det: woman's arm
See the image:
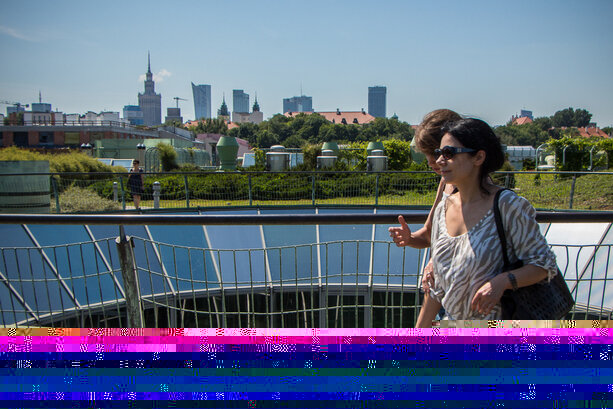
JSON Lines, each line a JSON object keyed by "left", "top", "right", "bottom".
{"left": 471, "top": 192, "right": 557, "bottom": 315}
{"left": 389, "top": 179, "right": 447, "bottom": 249}
{"left": 470, "top": 265, "right": 548, "bottom": 316}
{"left": 416, "top": 293, "right": 442, "bottom": 328}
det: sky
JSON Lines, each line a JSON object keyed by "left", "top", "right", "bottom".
{"left": 1, "top": 0, "right": 612, "bottom": 127}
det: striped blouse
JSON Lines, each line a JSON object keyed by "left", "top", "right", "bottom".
{"left": 429, "top": 189, "right": 558, "bottom": 320}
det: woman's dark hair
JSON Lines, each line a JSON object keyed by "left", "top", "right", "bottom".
{"left": 414, "top": 109, "right": 462, "bottom": 156}
{"left": 442, "top": 118, "right": 505, "bottom": 194}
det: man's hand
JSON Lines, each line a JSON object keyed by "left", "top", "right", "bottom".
{"left": 388, "top": 215, "right": 412, "bottom": 247}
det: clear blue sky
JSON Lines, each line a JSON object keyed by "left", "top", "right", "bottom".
{"left": 1, "top": 0, "right": 612, "bottom": 127}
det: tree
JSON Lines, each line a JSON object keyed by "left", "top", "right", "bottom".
{"left": 551, "top": 107, "right": 593, "bottom": 128}
{"left": 552, "top": 108, "right": 576, "bottom": 127}
{"left": 255, "top": 130, "right": 278, "bottom": 148}
{"left": 189, "top": 118, "right": 228, "bottom": 135}
{"left": 573, "top": 109, "right": 592, "bottom": 127}
{"left": 533, "top": 116, "right": 552, "bottom": 131}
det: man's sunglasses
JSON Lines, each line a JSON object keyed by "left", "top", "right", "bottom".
{"left": 434, "top": 146, "right": 477, "bottom": 160}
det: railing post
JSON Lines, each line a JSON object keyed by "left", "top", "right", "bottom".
{"left": 115, "top": 226, "right": 143, "bottom": 328}
{"left": 311, "top": 174, "right": 316, "bottom": 206}
{"left": 248, "top": 174, "right": 253, "bottom": 207}
{"left": 375, "top": 173, "right": 380, "bottom": 206}
{"left": 569, "top": 174, "right": 577, "bottom": 209}
{"left": 118, "top": 176, "right": 126, "bottom": 210}
{"left": 112, "top": 182, "right": 118, "bottom": 202}
{"left": 184, "top": 175, "right": 190, "bottom": 208}
{"left": 153, "top": 181, "right": 161, "bottom": 209}
{"left": 51, "top": 176, "right": 61, "bottom": 214}
{"left": 504, "top": 174, "right": 510, "bottom": 188}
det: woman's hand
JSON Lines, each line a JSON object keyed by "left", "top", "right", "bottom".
{"left": 421, "top": 260, "right": 434, "bottom": 294}
{"left": 470, "top": 274, "right": 510, "bottom": 316}
{"left": 388, "top": 215, "right": 412, "bottom": 247}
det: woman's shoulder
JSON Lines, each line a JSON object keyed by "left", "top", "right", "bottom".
{"left": 497, "top": 188, "right": 534, "bottom": 214}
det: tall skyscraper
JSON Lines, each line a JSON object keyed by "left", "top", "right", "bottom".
{"left": 232, "top": 90, "right": 249, "bottom": 114}
{"left": 138, "top": 52, "right": 162, "bottom": 126}
{"left": 283, "top": 95, "right": 313, "bottom": 113}
{"left": 192, "top": 83, "right": 212, "bottom": 120}
{"left": 368, "top": 86, "right": 386, "bottom": 118}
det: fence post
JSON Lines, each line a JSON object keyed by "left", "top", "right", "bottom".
{"left": 504, "top": 174, "right": 510, "bottom": 188}
{"left": 153, "top": 181, "right": 161, "bottom": 209}
{"left": 375, "top": 173, "right": 380, "bottom": 206}
{"left": 248, "top": 174, "right": 253, "bottom": 207}
{"left": 569, "top": 174, "right": 577, "bottom": 209}
{"left": 115, "top": 226, "right": 144, "bottom": 328}
{"left": 311, "top": 174, "right": 316, "bottom": 206}
{"left": 112, "top": 182, "right": 118, "bottom": 202}
{"left": 184, "top": 175, "right": 190, "bottom": 208}
{"left": 118, "top": 176, "right": 126, "bottom": 210}
{"left": 51, "top": 176, "right": 61, "bottom": 214}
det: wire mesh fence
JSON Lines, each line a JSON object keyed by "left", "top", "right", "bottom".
{"left": 2, "top": 170, "right": 611, "bottom": 213}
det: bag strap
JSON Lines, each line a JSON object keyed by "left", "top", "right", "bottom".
{"left": 493, "top": 188, "right": 511, "bottom": 270}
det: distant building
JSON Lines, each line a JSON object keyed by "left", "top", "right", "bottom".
{"left": 6, "top": 104, "right": 26, "bottom": 116}
{"left": 123, "top": 105, "right": 144, "bottom": 126}
{"left": 165, "top": 107, "right": 183, "bottom": 124}
{"left": 283, "top": 95, "right": 313, "bottom": 113}
{"left": 23, "top": 101, "right": 63, "bottom": 126}
{"left": 576, "top": 126, "right": 609, "bottom": 138}
{"left": 368, "top": 86, "right": 386, "bottom": 118}
{"left": 511, "top": 116, "right": 533, "bottom": 125}
{"left": 520, "top": 109, "right": 533, "bottom": 120}
{"left": 217, "top": 96, "right": 230, "bottom": 121}
{"left": 285, "top": 109, "right": 375, "bottom": 125}
{"left": 195, "top": 133, "right": 253, "bottom": 166}
{"left": 232, "top": 90, "right": 249, "bottom": 114}
{"left": 249, "top": 97, "right": 263, "bottom": 124}
{"left": 192, "top": 83, "right": 212, "bottom": 120}
{"left": 232, "top": 96, "right": 264, "bottom": 124}
{"left": 138, "top": 52, "right": 162, "bottom": 126}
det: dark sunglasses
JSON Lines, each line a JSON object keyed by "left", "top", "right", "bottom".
{"left": 434, "top": 146, "right": 477, "bottom": 160}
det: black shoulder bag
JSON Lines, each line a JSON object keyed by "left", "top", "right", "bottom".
{"left": 493, "top": 189, "right": 575, "bottom": 320}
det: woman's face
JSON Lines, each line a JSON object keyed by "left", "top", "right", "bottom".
{"left": 425, "top": 153, "right": 442, "bottom": 175}
{"left": 435, "top": 133, "right": 478, "bottom": 185}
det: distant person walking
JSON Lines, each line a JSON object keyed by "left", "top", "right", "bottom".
{"left": 128, "top": 160, "right": 144, "bottom": 210}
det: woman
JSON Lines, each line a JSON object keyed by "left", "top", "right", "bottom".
{"left": 388, "top": 109, "right": 462, "bottom": 292}
{"left": 416, "top": 118, "right": 557, "bottom": 326}
{"left": 128, "top": 159, "right": 144, "bottom": 210}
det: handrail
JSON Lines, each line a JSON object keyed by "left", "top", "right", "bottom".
{"left": 0, "top": 211, "right": 612, "bottom": 225}
{"left": 1, "top": 170, "right": 613, "bottom": 176}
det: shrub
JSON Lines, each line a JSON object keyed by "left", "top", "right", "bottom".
{"left": 54, "top": 186, "right": 122, "bottom": 213}
{"left": 382, "top": 139, "right": 412, "bottom": 170}
{"left": 157, "top": 142, "right": 179, "bottom": 171}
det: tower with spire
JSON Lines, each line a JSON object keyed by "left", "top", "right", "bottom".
{"left": 138, "top": 52, "right": 162, "bottom": 126}
{"left": 249, "top": 93, "right": 263, "bottom": 123}
{"left": 217, "top": 94, "right": 230, "bottom": 120}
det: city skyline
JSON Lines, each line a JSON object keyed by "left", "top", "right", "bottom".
{"left": 1, "top": 1, "right": 613, "bottom": 127}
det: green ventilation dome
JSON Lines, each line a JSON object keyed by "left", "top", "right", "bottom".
{"left": 216, "top": 135, "right": 239, "bottom": 170}
{"left": 322, "top": 141, "right": 339, "bottom": 155}
{"left": 366, "top": 141, "right": 385, "bottom": 156}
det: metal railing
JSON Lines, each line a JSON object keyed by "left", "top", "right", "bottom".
{"left": 1, "top": 170, "right": 612, "bottom": 213}
{"left": 0, "top": 212, "right": 611, "bottom": 328}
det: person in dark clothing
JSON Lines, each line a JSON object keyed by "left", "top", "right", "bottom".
{"left": 128, "top": 160, "right": 144, "bottom": 210}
